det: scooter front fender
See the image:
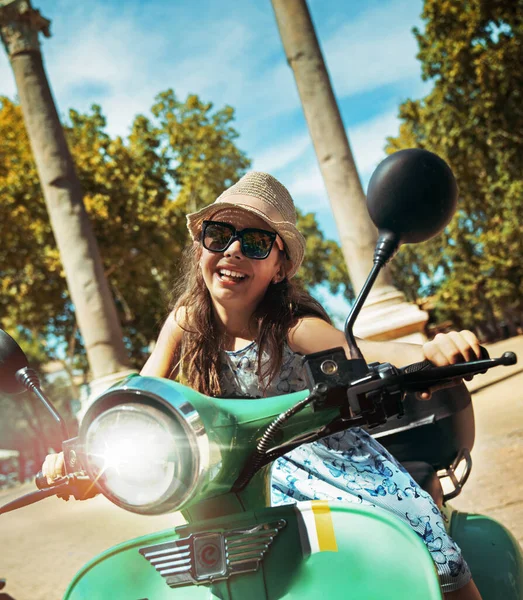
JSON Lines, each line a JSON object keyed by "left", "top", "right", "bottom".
{"left": 64, "top": 501, "right": 442, "bottom": 600}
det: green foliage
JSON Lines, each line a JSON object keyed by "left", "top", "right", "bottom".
{"left": 295, "top": 211, "right": 353, "bottom": 302}
{"left": 0, "top": 90, "right": 350, "bottom": 377}
{"left": 387, "top": 0, "right": 523, "bottom": 339}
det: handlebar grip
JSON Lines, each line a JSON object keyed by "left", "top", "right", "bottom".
{"left": 402, "top": 359, "right": 432, "bottom": 374}
{"left": 402, "top": 346, "right": 490, "bottom": 375}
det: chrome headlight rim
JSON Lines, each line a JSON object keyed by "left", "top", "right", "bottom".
{"left": 79, "top": 380, "right": 216, "bottom": 515}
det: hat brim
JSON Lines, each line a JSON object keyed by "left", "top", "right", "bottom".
{"left": 186, "top": 202, "right": 305, "bottom": 279}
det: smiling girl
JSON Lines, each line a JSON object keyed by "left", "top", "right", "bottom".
{"left": 45, "top": 171, "right": 482, "bottom": 598}
{"left": 140, "top": 171, "right": 483, "bottom": 599}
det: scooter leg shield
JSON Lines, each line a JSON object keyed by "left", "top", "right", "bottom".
{"left": 449, "top": 510, "right": 523, "bottom": 600}
{"left": 63, "top": 503, "right": 443, "bottom": 599}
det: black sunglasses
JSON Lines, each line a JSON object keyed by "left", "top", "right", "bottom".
{"left": 201, "top": 220, "right": 279, "bottom": 260}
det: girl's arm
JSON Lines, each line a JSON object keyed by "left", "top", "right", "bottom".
{"left": 287, "top": 317, "right": 481, "bottom": 367}
{"left": 140, "top": 309, "right": 185, "bottom": 378}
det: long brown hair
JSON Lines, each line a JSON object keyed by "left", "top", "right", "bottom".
{"left": 168, "top": 243, "right": 331, "bottom": 396}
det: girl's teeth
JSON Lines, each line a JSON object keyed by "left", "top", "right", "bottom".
{"left": 220, "top": 269, "right": 245, "bottom": 279}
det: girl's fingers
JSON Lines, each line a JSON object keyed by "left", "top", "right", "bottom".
{"left": 42, "top": 455, "right": 54, "bottom": 483}
{"left": 42, "top": 452, "right": 65, "bottom": 484}
{"left": 446, "top": 331, "right": 477, "bottom": 362}
{"left": 416, "top": 377, "right": 464, "bottom": 401}
{"left": 44, "top": 456, "right": 55, "bottom": 484}
{"left": 423, "top": 334, "right": 459, "bottom": 366}
{"left": 416, "top": 329, "right": 481, "bottom": 403}
{"left": 459, "top": 330, "right": 482, "bottom": 359}
{"left": 423, "top": 331, "right": 481, "bottom": 366}
{"left": 55, "top": 452, "right": 65, "bottom": 478}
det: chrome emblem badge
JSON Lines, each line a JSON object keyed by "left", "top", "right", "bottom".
{"left": 139, "top": 519, "right": 286, "bottom": 588}
{"left": 194, "top": 533, "right": 226, "bottom": 578}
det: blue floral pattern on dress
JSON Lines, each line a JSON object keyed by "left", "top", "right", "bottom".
{"left": 220, "top": 342, "right": 306, "bottom": 397}
{"left": 219, "top": 343, "right": 471, "bottom": 593}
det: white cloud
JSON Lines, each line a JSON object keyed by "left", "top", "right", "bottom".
{"left": 252, "top": 132, "right": 312, "bottom": 174}
{"left": 0, "top": 5, "right": 173, "bottom": 136}
{"left": 321, "top": 0, "right": 422, "bottom": 99}
{"left": 0, "top": 4, "right": 264, "bottom": 137}
{"left": 287, "top": 162, "right": 327, "bottom": 203}
{"left": 349, "top": 109, "right": 400, "bottom": 178}
{"left": 0, "top": 61, "right": 16, "bottom": 98}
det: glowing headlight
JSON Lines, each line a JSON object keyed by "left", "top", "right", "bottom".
{"left": 82, "top": 397, "right": 209, "bottom": 515}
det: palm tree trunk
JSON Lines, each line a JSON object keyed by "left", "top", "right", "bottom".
{"left": 271, "top": 0, "right": 429, "bottom": 342}
{"left": 0, "top": 0, "right": 131, "bottom": 379}
{"left": 271, "top": 0, "right": 393, "bottom": 293}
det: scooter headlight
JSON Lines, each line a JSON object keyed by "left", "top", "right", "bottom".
{"left": 80, "top": 380, "right": 215, "bottom": 515}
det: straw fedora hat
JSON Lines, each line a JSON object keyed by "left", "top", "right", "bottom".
{"left": 186, "top": 171, "right": 305, "bottom": 278}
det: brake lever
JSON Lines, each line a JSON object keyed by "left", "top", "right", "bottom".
{"left": 400, "top": 351, "right": 517, "bottom": 391}
{"left": 401, "top": 346, "right": 491, "bottom": 374}
{"left": 0, "top": 481, "right": 70, "bottom": 515}
{"left": 344, "top": 350, "right": 516, "bottom": 421}
{"left": 0, "top": 470, "right": 100, "bottom": 515}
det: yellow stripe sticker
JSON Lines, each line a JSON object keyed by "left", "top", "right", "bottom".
{"left": 311, "top": 500, "right": 338, "bottom": 553}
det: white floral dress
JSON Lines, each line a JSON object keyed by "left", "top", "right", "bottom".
{"left": 220, "top": 342, "right": 471, "bottom": 593}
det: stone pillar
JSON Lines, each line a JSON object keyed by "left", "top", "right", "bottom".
{"left": 271, "top": 0, "right": 428, "bottom": 342}
{"left": 353, "top": 289, "right": 428, "bottom": 343}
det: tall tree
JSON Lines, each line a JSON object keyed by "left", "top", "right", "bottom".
{"left": 271, "top": 0, "right": 429, "bottom": 343}
{"left": 0, "top": 0, "right": 131, "bottom": 380}
{"left": 387, "top": 0, "right": 523, "bottom": 339}
{"left": 270, "top": 0, "right": 387, "bottom": 292}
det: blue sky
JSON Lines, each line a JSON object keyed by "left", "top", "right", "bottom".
{"left": 0, "top": 0, "right": 431, "bottom": 321}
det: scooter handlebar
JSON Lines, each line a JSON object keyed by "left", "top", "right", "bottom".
{"left": 401, "top": 345, "right": 491, "bottom": 375}
{"left": 0, "top": 481, "right": 70, "bottom": 515}
{"left": 399, "top": 349, "right": 517, "bottom": 392}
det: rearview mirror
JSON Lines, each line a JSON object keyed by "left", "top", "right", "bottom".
{"left": 367, "top": 148, "right": 458, "bottom": 245}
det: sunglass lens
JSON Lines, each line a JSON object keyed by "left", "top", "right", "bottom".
{"left": 242, "top": 231, "right": 274, "bottom": 258}
{"left": 203, "top": 223, "right": 234, "bottom": 251}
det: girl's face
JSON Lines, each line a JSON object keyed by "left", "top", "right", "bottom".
{"left": 199, "top": 209, "right": 286, "bottom": 311}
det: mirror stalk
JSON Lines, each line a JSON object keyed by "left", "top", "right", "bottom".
{"left": 344, "top": 231, "right": 399, "bottom": 362}
{"left": 16, "top": 367, "right": 70, "bottom": 441}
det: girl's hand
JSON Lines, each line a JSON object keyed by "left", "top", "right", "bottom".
{"left": 417, "top": 330, "right": 482, "bottom": 400}
{"left": 42, "top": 451, "right": 65, "bottom": 484}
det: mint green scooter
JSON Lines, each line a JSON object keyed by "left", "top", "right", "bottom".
{"left": 1, "top": 150, "right": 521, "bottom": 599}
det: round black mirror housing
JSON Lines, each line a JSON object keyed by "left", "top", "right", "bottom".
{"left": 367, "top": 148, "right": 458, "bottom": 244}
{"left": 0, "top": 329, "right": 29, "bottom": 394}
